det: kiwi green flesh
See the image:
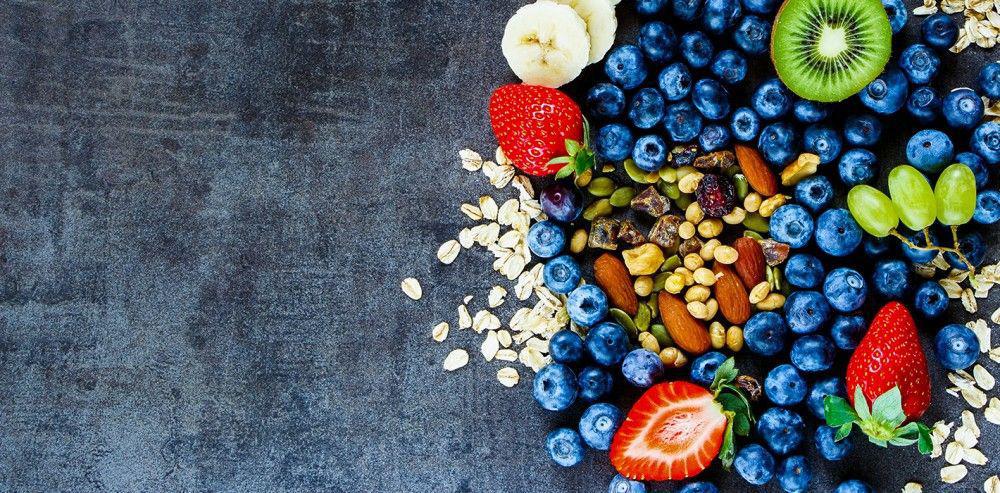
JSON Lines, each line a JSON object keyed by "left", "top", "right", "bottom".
{"left": 772, "top": 0, "right": 892, "bottom": 103}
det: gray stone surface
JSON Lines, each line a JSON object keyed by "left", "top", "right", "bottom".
{"left": 0, "top": 0, "right": 998, "bottom": 491}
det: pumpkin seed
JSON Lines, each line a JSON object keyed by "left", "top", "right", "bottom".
{"left": 659, "top": 166, "right": 678, "bottom": 183}
{"left": 733, "top": 174, "right": 749, "bottom": 199}
{"left": 742, "top": 213, "right": 770, "bottom": 233}
{"left": 609, "top": 186, "right": 637, "bottom": 207}
{"left": 582, "top": 198, "right": 613, "bottom": 221}
{"left": 772, "top": 266, "right": 784, "bottom": 292}
{"left": 649, "top": 323, "right": 673, "bottom": 348}
{"left": 675, "top": 193, "right": 693, "bottom": 210}
{"left": 635, "top": 303, "right": 652, "bottom": 331}
{"left": 743, "top": 231, "right": 764, "bottom": 241}
{"left": 662, "top": 182, "right": 681, "bottom": 200}
{"left": 609, "top": 308, "right": 638, "bottom": 339}
{"left": 661, "top": 255, "right": 682, "bottom": 272}
{"left": 624, "top": 159, "right": 650, "bottom": 183}
{"left": 647, "top": 298, "right": 658, "bottom": 318}
{"left": 653, "top": 271, "right": 671, "bottom": 292}
{"left": 588, "top": 177, "right": 616, "bottom": 197}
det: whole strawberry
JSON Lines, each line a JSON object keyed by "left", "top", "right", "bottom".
{"left": 489, "top": 84, "right": 593, "bottom": 177}
{"left": 823, "top": 302, "right": 933, "bottom": 454}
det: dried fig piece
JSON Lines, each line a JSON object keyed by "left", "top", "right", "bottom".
{"left": 759, "top": 238, "right": 791, "bottom": 266}
{"left": 693, "top": 150, "right": 736, "bottom": 170}
{"left": 588, "top": 217, "right": 620, "bottom": 251}
{"left": 631, "top": 186, "right": 669, "bottom": 217}
{"left": 617, "top": 220, "right": 648, "bottom": 246}
{"left": 648, "top": 214, "right": 683, "bottom": 250}
{"left": 679, "top": 237, "right": 703, "bottom": 258}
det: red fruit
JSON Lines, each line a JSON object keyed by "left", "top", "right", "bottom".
{"left": 610, "top": 381, "right": 727, "bottom": 481}
{"left": 847, "top": 301, "right": 931, "bottom": 420}
{"left": 488, "top": 84, "right": 586, "bottom": 177}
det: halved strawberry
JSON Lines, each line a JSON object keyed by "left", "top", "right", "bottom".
{"left": 610, "top": 359, "right": 753, "bottom": 481}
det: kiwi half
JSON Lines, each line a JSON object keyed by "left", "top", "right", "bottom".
{"left": 772, "top": 0, "right": 892, "bottom": 103}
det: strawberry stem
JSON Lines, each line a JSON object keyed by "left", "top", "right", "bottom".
{"left": 710, "top": 358, "right": 756, "bottom": 470}
{"left": 824, "top": 386, "right": 933, "bottom": 455}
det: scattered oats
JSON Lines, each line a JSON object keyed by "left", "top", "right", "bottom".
{"left": 497, "top": 198, "right": 519, "bottom": 226}
{"left": 472, "top": 310, "right": 501, "bottom": 333}
{"left": 495, "top": 146, "right": 510, "bottom": 166}
{"left": 947, "top": 386, "right": 961, "bottom": 398}
{"left": 991, "top": 347, "right": 1000, "bottom": 363}
{"left": 458, "top": 304, "right": 472, "bottom": 329}
{"left": 401, "top": 278, "right": 423, "bottom": 300}
{"left": 962, "top": 288, "right": 979, "bottom": 313}
{"left": 993, "top": 306, "right": 1000, "bottom": 325}
{"left": 463, "top": 295, "right": 473, "bottom": 304}
{"left": 946, "top": 441, "right": 966, "bottom": 464}
{"left": 519, "top": 346, "right": 548, "bottom": 372}
{"left": 989, "top": 9, "right": 1000, "bottom": 28}
{"left": 914, "top": 4, "right": 938, "bottom": 14}
{"left": 963, "top": 409, "right": 982, "bottom": 437}
{"left": 479, "top": 196, "right": 498, "bottom": 221}
{"left": 913, "top": 263, "right": 938, "bottom": 279}
{"left": 986, "top": 476, "right": 1000, "bottom": 493}
{"left": 509, "top": 210, "right": 531, "bottom": 233}
{"left": 963, "top": 386, "right": 989, "bottom": 408}
{"left": 969, "top": 319, "right": 992, "bottom": 352}
{"left": 970, "top": 0, "right": 993, "bottom": 15}
{"left": 953, "top": 30, "right": 973, "bottom": 52}
{"left": 511, "top": 175, "right": 534, "bottom": 200}
{"left": 950, "top": 370, "right": 978, "bottom": 390}
{"left": 941, "top": 278, "right": 964, "bottom": 298}
{"left": 526, "top": 337, "right": 549, "bottom": 354}
{"left": 520, "top": 198, "right": 543, "bottom": 218}
{"left": 495, "top": 349, "right": 518, "bottom": 362}
{"left": 432, "top": 322, "right": 449, "bottom": 342}
{"left": 491, "top": 164, "right": 515, "bottom": 188}
{"left": 974, "top": 364, "right": 995, "bottom": 390}
{"left": 934, "top": 420, "right": 954, "bottom": 440}
{"left": 964, "top": 447, "right": 989, "bottom": 465}
{"left": 976, "top": 33, "right": 997, "bottom": 48}
{"left": 460, "top": 203, "right": 483, "bottom": 220}
{"left": 941, "top": 464, "right": 968, "bottom": 484}
{"left": 503, "top": 254, "right": 526, "bottom": 281}
{"left": 497, "top": 367, "right": 520, "bottom": 387}
{"left": 458, "top": 228, "right": 474, "bottom": 249}
{"left": 437, "top": 240, "right": 461, "bottom": 264}
{"left": 488, "top": 286, "right": 507, "bottom": 308}
{"left": 459, "top": 149, "right": 483, "bottom": 171}
{"left": 986, "top": 398, "right": 1000, "bottom": 424}
{"left": 498, "top": 230, "right": 522, "bottom": 249}
{"left": 956, "top": 425, "right": 980, "bottom": 448}
{"left": 950, "top": 269, "right": 972, "bottom": 283}
{"left": 934, "top": 253, "right": 952, "bottom": 270}
{"left": 480, "top": 330, "right": 500, "bottom": 361}
{"left": 477, "top": 222, "right": 501, "bottom": 245}
{"left": 443, "top": 349, "right": 469, "bottom": 371}
{"left": 902, "top": 482, "right": 923, "bottom": 493}
{"left": 514, "top": 270, "right": 535, "bottom": 300}
{"left": 497, "top": 329, "right": 512, "bottom": 348}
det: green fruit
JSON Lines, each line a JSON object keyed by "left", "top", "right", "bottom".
{"left": 887, "top": 165, "right": 937, "bottom": 230}
{"left": 848, "top": 185, "right": 899, "bottom": 237}
{"left": 771, "top": 0, "right": 893, "bottom": 102}
{"left": 934, "top": 163, "right": 977, "bottom": 226}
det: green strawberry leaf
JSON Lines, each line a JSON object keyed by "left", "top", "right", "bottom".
{"left": 582, "top": 117, "right": 591, "bottom": 148}
{"left": 733, "top": 413, "right": 751, "bottom": 437}
{"left": 868, "top": 436, "right": 888, "bottom": 447}
{"left": 827, "top": 387, "right": 934, "bottom": 456}
{"left": 718, "top": 411, "right": 736, "bottom": 470}
{"left": 917, "top": 424, "right": 934, "bottom": 455}
{"left": 574, "top": 151, "right": 595, "bottom": 175}
{"left": 835, "top": 423, "right": 853, "bottom": 441}
{"left": 565, "top": 139, "right": 581, "bottom": 157}
{"left": 554, "top": 163, "right": 575, "bottom": 180}
{"left": 871, "top": 386, "right": 906, "bottom": 428}
{"left": 824, "top": 396, "right": 858, "bottom": 427}
{"left": 548, "top": 156, "right": 572, "bottom": 165}
{"left": 710, "top": 358, "right": 738, "bottom": 391}
{"left": 853, "top": 386, "right": 871, "bottom": 420}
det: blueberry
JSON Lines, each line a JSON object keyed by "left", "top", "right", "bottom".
{"left": 527, "top": 221, "right": 566, "bottom": 258}
{"left": 550, "top": 330, "right": 584, "bottom": 364}
{"left": 579, "top": 402, "right": 623, "bottom": 450}
{"left": 692, "top": 79, "right": 730, "bottom": 120}
{"left": 899, "top": 43, "right": 940, "bottom": 84}
{"left": 971, "top": 121, "right": 1000, "bottom": 164}
{"left": 807, "top": 377, "right": 846, "bottom": 419}
{"left": 533, "top": 363, "right": 579, "bottom": 411}
{"left": 629, "top": 88, "right": 666, "bottom": 129}
{"left": 831, "top": 314, "right": 867, "bottom": 350}
{"left": 578, "top": 366, "right": 614, "bottom": 402}
{"left": 677, "top": 482, "right": 718, "bottom": 493}
{"left": 741, "top": 0, "right": 779, "bottom": 14}
{"left": 784, "top": 291, "right": 831, "bottom": 334}
{"left": 540, "top": 183, "right": 583, "bottom": 222}
{"left": 957, "top": 151, "right": 990, "bottom": 188}
{"left": 733, "top": 15, "right": 771, "bottom": 56}
{"left": 587, "top": 83, "right": 627, "bottom": 120}
{"left": 834, "top": 480, "right": 872, "bottom": 493}
{"left": 546, "top": 428, "right": 585, "bottom": 467}
{"left": 816, "top": 209, "right": 862, "bottom": 257}
{"left": 758, "top": 407, "right": 805, "bottom": 455}
{"left": 922, "top": 13, "right": 959, "bottom": 49}
{"left": 793, "top": 100, "right": 829, "bottom": 123}
{"left": 769, "top": 204, "right": 815, "bottom": 249}
{"left": 639, "top": 21, "right": 677, "bottom": 64}
{"left": 734, "top": 444, "right": 776, "bottom": 485}
{"left": 824, "top": 268, "right": 867, "bottom": 312}
{"left": 882, "top": 0, "right": 907, "bottom": 34}
{"left": 901, "top": 229, "right": 938, "bottom": 263}
{"left": 658, "top": 62, "right": 694, "bottom": 101}
{"left": 632, "top": 134, "right": 669, "bottom": 171}
{"left": 636, "top": 0, "right": 669, "bottom": 15}
{"left": 690, "top": 351, "right": 727, "bottom": 386}
{"left": 752, "top": 78, "right": 792, "bottom": 120}
{"left": 910, "top": 283, "right": 947, "bottom": 324}
{"left": 664, "top": 102, "right": 704, "bottom": 143}
{"left": 680, "top": 31, "right": 714, "bottom": 69}
{"left": 568, "top": 285, "right": 609, "bottom": 327}
{"left": 776, "top": 455, "right": 812, "bottom": 493}
{"left": 870, "top": 259, "right": 911, "bottom": 300}
{"left": 864, "top": 237, "right": 892, "bottom": 257}
{"left": 935, "top": 324, "right": 980, "bottom": 370}
{"left": 944, "top": 231, "right": 986, "bottom": 268}
{"left": 608, "top": 474, "right": 647, "bottom": 493}
{"left": 672, "top": 0, "right": 703, "bottom": 22}
{"left": 803, "top": 125, "right": 843, "bottom": 164}
{"left": 703, "top": 0, "right": 741, "bottom": 35}
{"left": 585, "top": 322, "right": 629, "bottom": 366}
{"left": 815, "top": 425, "right": 853, "bottom": 461}
{"left": 859, "top": 69, "right": 908, "bottom": 115}
{"left": 596, "top": 124, "right": 635, "bottom": 162}
{"left": 758, "top": 122, "right": 799, "bottom": 166}
{"left": 791, "top": 335, "right": 835, "bottom": 372}
{"left": 907, "top": 86, "right": 941, "bottom": 124}
{"left": 785, "top": 253, "right": 825, "bottom": 289}
{"left": 711, "top": 49, "right": 747, "bottom": 85}
{"left": 978, "top": 61, "right": 1000, "bottom": 99}
{"left": 975, "top": 190, "right": 1000, "bottom": 224}
{"left": 765, "top": 364, "right": 807, "bottom": 406}
{"left": 838, "top": 148, "right": 878, "bottom": 186}
{"left": 605, "top": 44, "right": 649, "bottom": 91}
{"left": 843, "top": 114, "right": 882, "bottom": 147}
{"left": 730, "top": 106, "right": 761, "bottom": 142}
{"left": 622, "top": 349, "right": 664, "bottom": 388}
{"left": 699, "top": 124, "right": 731, "bottom": 152}
{"left": 744, "top": 312, "right": 788, "bottom": 356}
{"left": 794, "top": 176, "right": 834, "bottom": 213}
{"left": 942, "top": 88, "right": 984, "bottom": 129}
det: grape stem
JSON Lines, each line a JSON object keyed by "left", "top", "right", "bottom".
{"left": 889, "top": 229, "right": 978, "bottom": 289}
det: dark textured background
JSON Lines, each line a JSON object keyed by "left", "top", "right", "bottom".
{"left": 0, "top": 0, "right": 998, "bottom": 491}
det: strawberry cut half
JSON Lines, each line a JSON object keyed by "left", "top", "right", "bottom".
{"left": 610, "top": 359, "right": 754, "bottom": 481}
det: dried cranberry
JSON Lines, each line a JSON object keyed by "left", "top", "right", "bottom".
{"left": 695, "top": 174, "right": 735, "bottom": 217}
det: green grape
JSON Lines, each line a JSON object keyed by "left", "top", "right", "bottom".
{"left": 847, "top": 185, "right": 899, "bottom": 237}
{"left": 887, "top": 165, "right": 937, "bottom": 230}
{"left": 934, "top": 163, "right": 977, "bottom": 226}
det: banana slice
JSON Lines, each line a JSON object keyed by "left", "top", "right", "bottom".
{"left": 556, "top": 0, "right": 618, "bottom": 64}
{"left": 501, "top": 0, "right": 591, "bottom": 88}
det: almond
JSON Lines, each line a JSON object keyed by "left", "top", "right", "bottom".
{"left": 734, "top": 144, "right": 778, "bottom": 197}
{"left": 732, "top": 237, "right": 766, "bottom": 287}
{"left": 595, "top": 253, "right": 639, "bottom": 316}
{"left": 712, "top": 262, "right": 751, "bottom": 325}
{"left": 657, "top": 291, "right": 711, "bottom": 355}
